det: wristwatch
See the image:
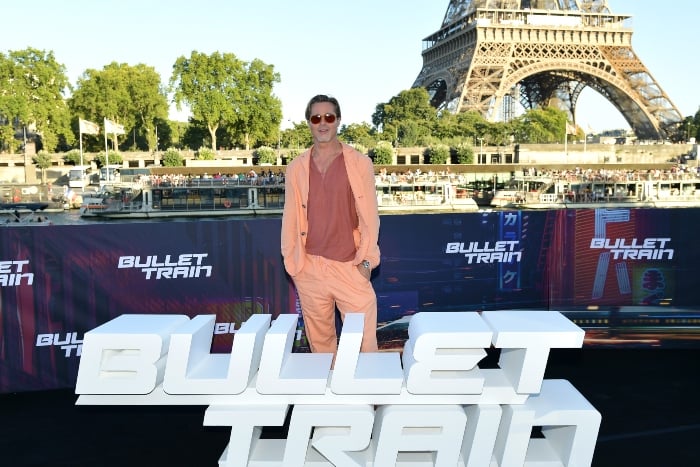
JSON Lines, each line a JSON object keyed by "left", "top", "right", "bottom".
{"left": 361, "top": 260, "right": 371, "bottom": 270}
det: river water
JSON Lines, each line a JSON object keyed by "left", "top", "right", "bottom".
{"left": 45, "top": 209, "right": 280, "bottom": 225}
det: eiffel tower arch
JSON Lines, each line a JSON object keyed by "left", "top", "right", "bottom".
{"left": 412, "top": 1, "right": 683, "bottom": 141}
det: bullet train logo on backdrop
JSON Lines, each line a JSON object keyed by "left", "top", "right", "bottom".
{"left": 36, "top": 331, "right": 83, "bottom": 357}
{"left": 117, "top": 253, "right": 213, "bottom": 279}
{"left": 589, "top": 238, "right": 673, "bottom": 260}
{"left": 35, "top": 322, "right": 236, "bottom": 359}
{"left": 445, "top": 241, "right": 522, "bottom": 264}
{"left": 0, "top": 259, "right": 33, "bottom": 287}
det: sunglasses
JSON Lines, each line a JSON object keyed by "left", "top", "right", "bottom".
{"left": 309, "top": 113, "right": 337, "bottom": 124}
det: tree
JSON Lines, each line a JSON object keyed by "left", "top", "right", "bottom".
{"left": 0, "top": 52, "right": 23, "bottom": 152}
{"left": 33, "top": 151, "right": 53, "bottom": 183}
{"left": 229, "top": 58, "right": 282, "bottom": 150}
{"left": 127, "top": 64, "right": 169, "bottom": 151}
{"left": 339, "top": 122, "right": 377, "bottom": 148}
{"left": 281, "top": 121, "right": 312, "bottom": 150}
{"left": 0, "top": 48, "right": 73, "bottom": 152}
{"left": 514, "top": 107, "right": 567, "bottom": 144}
{"left": 170, "top": 51, "right": 281, "bottom": 151}
{"left": 372, "top": 88, "right": 436, "bottom": 144}
{"left": 69, "top": 62, "right": 168, "bottom": 152}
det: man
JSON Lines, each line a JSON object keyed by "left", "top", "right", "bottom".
{"left": 281, "top": 94, "right": 380, "bottom": 356}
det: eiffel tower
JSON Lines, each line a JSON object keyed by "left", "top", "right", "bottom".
{"left": 412, "top": 0, "right": 683, "bottom": 140}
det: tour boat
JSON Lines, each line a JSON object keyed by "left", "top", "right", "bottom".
{"left": 491, "top": 173, "right": 700, "bottom": 209}
{"left": 79, "top": 175, "right": 478, "bottom": 219}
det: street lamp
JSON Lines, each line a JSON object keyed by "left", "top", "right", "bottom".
{"left": 478, "top": 137, "right": 484, "bottom": 163}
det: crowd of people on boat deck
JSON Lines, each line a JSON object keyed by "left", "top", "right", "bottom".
{"left": 522, "top": 163, "right": 700, "bottom": 183}
{"left": 376, "top": 167, "right": 463, "bottom": 184}
{"left": 139, "top": 169, "right": 287, "bottom": 188}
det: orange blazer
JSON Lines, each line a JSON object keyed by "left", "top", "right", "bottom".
{"left": 281, "top": 143, "right": 381, "bottom": 277}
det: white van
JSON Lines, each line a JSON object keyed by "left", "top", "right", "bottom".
{"left": 68, "top": 165, "right": 92, "bottom": 189}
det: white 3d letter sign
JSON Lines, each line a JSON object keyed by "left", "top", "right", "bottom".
{"left": 76, "top": 310, "right": 601, "bottom": 466}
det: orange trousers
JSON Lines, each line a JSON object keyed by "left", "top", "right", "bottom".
{"left": 292, "top": 254, "right": 378, "bottom": 355}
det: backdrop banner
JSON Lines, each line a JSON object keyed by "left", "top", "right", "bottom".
{"left": 2, "top": 208, "right": 697, "bottom": 393}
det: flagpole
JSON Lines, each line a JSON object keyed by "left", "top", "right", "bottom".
{"left": 104, "top": 118, "right": 109, "bottom": 181}
{"left": 79, "top": 126, "right": 84, "bottom": 166}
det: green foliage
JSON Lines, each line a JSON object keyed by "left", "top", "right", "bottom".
{"left": 33, "top": 150, "right": 53, "bottom": 183}
{"left": 169, "top": 51, "right": 281, "bottom": 151}
{"left": 339, "top": 122, "right": 377, "bottom": 148}
{"left": 281, "top": 122, "right": 312, "bottom": 150}
{"left": 455, "top": 143, "right": 474, "bottom": 164}
{"left": 197, "top": 147, "right": 216, "bottom": 160}
{"left": 162, "top": 147, "right": 184, "bottom": 167}
{"left": 514, "top": 107, "right": 567, "bottom": 144}
{"left": 254, "top": 146, "right": 277, "bottom": 165}
{"left": 369, "top": 141, "right": 394, "bottom": 165}
{"left": 0, "top": 48, "right": 74, "bottom": 152}
{"left": 397, "top": 120, "right": 430, "bottom": 147}
{"left": 94, "top": 151, "right": 123, "bottom": 167}
{"left": 64, "top": 149, "right": 82, "bottom": 165}
{"left": 33, "top": 151, "right": 53, "bottom": 169}
{"left": 0, "top": 124, "right": 18, "bottom": 153}
{"left": 372, "top": 88, "right": 436, "bottom": 146}
{"left": 425, "top": 144, "right": 450, "bottom": 164}
{"left": 69, "top": 62, "right": 168, "bottom": 152}
{"left": 285, "top": 148, "right": 300, "bottom": 163}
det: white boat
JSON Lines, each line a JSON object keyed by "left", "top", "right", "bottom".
{"left": 375, "top": 174, "right": 478, "bottom": 213}
{"left": 79, "top": 178, "right": 285, "bottom": 219}
{"left": 79, "top": 173, "right": 478, "bottom": 219}
{"left": 491, "top": 174, "right": 700, "bottom": 209}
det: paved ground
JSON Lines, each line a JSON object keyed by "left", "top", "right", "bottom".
{"left": 1, "top": 348, "right": 698, "bottom": 466}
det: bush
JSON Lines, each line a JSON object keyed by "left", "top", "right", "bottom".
{"left": 352, "top": 143, "right": 368, "bottom": 156}
{"left": 455, "top": 143, "right": 474, "bottom": 164}
{"left": 94, "top": 151, "right": 123, "bottom": 167}
{"left": 369, "top": 141, "right": 394, "bottom": 165}
{"left": 197, "top": 147, "right": 216, "bottom": 160}
{"left": 285, "top": 148, "right": 300, "bottom": 163}
{"left": 64, "top": 149, "right": 83, "bottom": 165}
{"left": 424, "top": 144, "right": 450, "bottom": 164}
{"left": 254, "top": 146, "right": 277, "bottom": 165}
{"left": 162, "top": 147, "right": 184, "bottom": 167}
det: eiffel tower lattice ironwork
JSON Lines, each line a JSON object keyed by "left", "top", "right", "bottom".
{"left": 412, "top": 0, "right": 683, "bottom": 140}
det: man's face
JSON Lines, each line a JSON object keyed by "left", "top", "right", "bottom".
{"left": 308, "top": 101, "right": 340, "bottom": 144}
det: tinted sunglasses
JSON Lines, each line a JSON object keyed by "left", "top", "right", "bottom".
{"left": 309, "top": 113, "right": 337, "bottom": 124}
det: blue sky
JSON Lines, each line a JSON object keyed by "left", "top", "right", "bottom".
{"left": 3, "top": 0, "right": 696, "bottom": 133}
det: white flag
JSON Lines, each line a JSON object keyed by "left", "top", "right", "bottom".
{"left": 79, "top": 118, "right": 100, "bottom": 135}
{"left": 104, "top": 118, "right": 125, "bottom": 135}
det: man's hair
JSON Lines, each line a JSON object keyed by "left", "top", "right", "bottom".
{"left": 305, "top": 94, "right": 341, "bottom": 120}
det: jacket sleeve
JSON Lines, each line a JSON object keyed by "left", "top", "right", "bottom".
{"left": 354, "top": 151, "right": 381, "bottom": 268}
{"left": 281, "top": 158, "right": 303, "bottom": 276}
